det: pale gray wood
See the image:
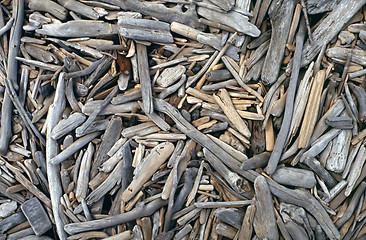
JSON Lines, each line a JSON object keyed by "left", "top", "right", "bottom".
{"left": 28, "top": 0, "right": 67, "bottom": 20}
{"left": 57, "top": 0, "right": 99, "bottom": 19}
{"left": 118, "top": 17, "right": 173, "bottom": 43}
{"left": 272, "top": 167, "right": 316, "bottom": 189}
{"left": 36, "top": 20, "right": 118, "bottom": 37}
{"left": 24, "top": 44, "right": 57, "bottom": 63}
{"left": 91, "top": 116, "right": 122, "bottom": 178}
{"left": 156, "top": 65, "right": 186, "bottom": 88}
{"left": 46, "top": 73, "right": 68, "bottom": 240}
{"left": 208, "top": 0, "right": 235, "bottom": 11}
{"left": 261, "top": 0, "right": 294, "bottom": 85}
{"left": 98, "top": 0, "right": 204, "bottom": 30}
{"left": 136, "top": 43, "right": 153, "bottom": 114}
{"left": 51, "top": 112, "right": 86, "bottom": 140}
{"left": 21, "top": 198, "right": 52, "bottom": 236}
{"left": 253, "top": 175, "right": 279, "bottom": 240}
{"left": 6, "top": 228, "right": 34, "bottom": 240}
{"left": 75, "top": 143, "right": 94, "bottom": 201}
{"left": 49, "top": 132, "right": 101, "bottom": 165}
{"left": 301, "top": 0, "right": 366, "bottom": 66}
{"left": 215, "top": 208, "right": 244, "bottom": 229}
{"left": 0, "top": 0, "right": 24, "bottom": 155}
{"left": 326, "top": 130, "right": 352, "bottom": 172}
{"left": 112, "top": 89, "right": 141, "bottom": 105}
{"left": 82, "top": 101, "right": 140, "bottom": 115}
{"left": 306, "top": 0, "right": 340, "bottom": 14}
{"left": 197, "top": 7, "right": 260, "bottom": 37}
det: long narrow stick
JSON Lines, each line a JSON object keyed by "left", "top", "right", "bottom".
{"left": 0, "top": 0, "right": 24, "bottom": 155}
{"left": 266, "top": 18, "right": 306, "bottom": 175}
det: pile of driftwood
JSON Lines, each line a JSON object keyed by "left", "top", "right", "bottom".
{"left": 0, "top": 0, "right": 366, "bottom": 239}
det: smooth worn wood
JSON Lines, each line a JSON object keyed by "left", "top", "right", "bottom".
{"left": 261, "top": 0, "right": 294, "bottom": 85}
{"left": 301, "top": 0, "right": 366, "bottom": 66}
{"left": 119, "top": 17, "right": 173, "bottom": 43}
{"left": 20, "top": 198, "right": 52, "bottom": 236}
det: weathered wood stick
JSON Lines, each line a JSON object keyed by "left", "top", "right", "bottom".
{"left": 82, "top": 101, "right": 140, "bottom": 115}
{"left": 136, "top": 43, "right": 153, "bottom": 114}
{"left": 45, "top": 73, "right": 67, "bottom": 240}
{"left": 122, "top": 142, "right": 174, "bottom": 202}
{"left": 51, "top": 112, "right": 86, "bottom": 140}
{"left": 0, "top": 212, "right": 26, "bottom": 234}
{"left": 57, "top": 0, "right": 99, "bottom": 19}
{"left": 49, "top": 132, "right": 101, "bottom": 165}
{"left": 266, "top": 18, "right": 305, "bottom": 174}
{"left": 15, "top": 57, "right": 60, "bottom": 71}
{"left": 213, "top": 89, "right": 251, "bottom": 138}
{"left": 194, "top": 200, "right": 252, "bottom": 209}
{"left": 98, "top": 0, "right": 203, "bottom": 30}
{"left": 20, "top": 198, "right": 52, "bottom": 236}
{"left": 118, "top": 17, "right": 173, "bottom": 43}
{"left": 346, "top": 145, "right": 366, "bottom": 196}
{"left": 75, "top": 143, "right": 94, "bottom": 202}
{"left": 162, "top": 140, "right": 196, "bottom": 200}
{"left": 298, "top": 69, "right": 326, "bottom": 148}
{"left": 28, "top": 0, "right": 67, "bottom": 20}
{"left": 222, "top": 56, "right": 264, "bottom": 102}
{"left": 349, "top": 83, "right": 366, "bottom": 122}
{"left": 303, "top": 157, "right": 337, "bottom": 188}
{"left": 261, "top": 0, "right": 294, "bottom": 85}
{"left": 64, "top": 198, "right": 167, "bottom": 235}
{"left": 0, "top": 0, "right": 24, "bottom": 155}
{"left": 215, "top": 208, "right": 244, "bottom": 229}
{"left": 3, "top": 65, "right": 46, "bottom": 146}
{"left": 196, "top": 7, "right": 260, "bottom": 37}
{"left": 272, "top": 167, "right": 316, "bottom": 189}
{"left": 242, "top": 171, "right": 340, "bottom": 240}
{"left": 203, "top": 148, "right": 252, "bottom": 198}
{"left": 253, "top": 175, "right": 279, "bottom": 240}
{"left": 36, "top": 20, "right": 118, "bottom": 37}
{"left": 336, "top": 182, "right": 366, "bottom": 228}
{"left": 76, "top": 86, "right": 118, "bottom": 136}
{"left": 301, "top": 0, "right": 366, "bottom": 66}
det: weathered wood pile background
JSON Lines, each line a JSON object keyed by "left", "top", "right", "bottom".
{"left": 0, "top": 0, "right": 366, "bottom": 239}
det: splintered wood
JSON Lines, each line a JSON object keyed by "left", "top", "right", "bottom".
{"left": 1, "top": 0, "right": 366, "bottom": 239}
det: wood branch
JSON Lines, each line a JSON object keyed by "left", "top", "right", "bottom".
{"left": 0, "top": 0, "right": 24, "bottom": 155}
{"left": 261, "top": 0, "right": 294, "bottom": 85}
{"left": 301, "top": 0, "right": 366, "bottom": 66}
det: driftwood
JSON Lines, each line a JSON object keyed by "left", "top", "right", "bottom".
{"left": 1, "top": 0, "right": 366, "bottom": 239}
{"left": 261, "top": 0, "right": 294, "bottom": 85}
{"left": 0, "top": 0, "right": 24, "bottom": 155}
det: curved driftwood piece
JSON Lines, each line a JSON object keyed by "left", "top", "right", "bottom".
{"left": 64, "top": 198, "right": 168, "bottom": 235}
{"left": 301, "top": 0, "right": 366, "bottom": 66}
{"left": 266, "top": 19, "right": 305, "bottom": 174}
{"left": 46, "top": 73, "right": 68, "bottom": 240}
{"left": 0, "top": 0, "right": 24, "bottom": 155}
